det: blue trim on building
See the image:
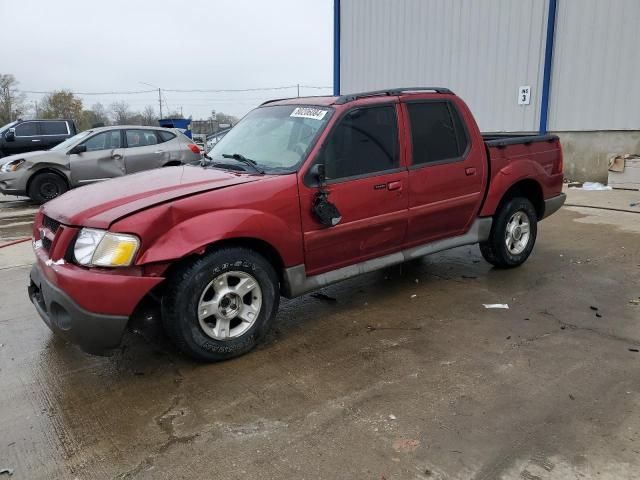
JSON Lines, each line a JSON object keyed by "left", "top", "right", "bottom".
{"left": 333, "top": 0, "right": 341, "bottom": 96}
{"left": 539, "top": 0, "right": 558, "bottom": 134}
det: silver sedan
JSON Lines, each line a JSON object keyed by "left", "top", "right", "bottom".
{"left": 0, "top": 125, "right": 202, "bottom": 203}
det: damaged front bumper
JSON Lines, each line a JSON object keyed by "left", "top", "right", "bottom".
{"left": 29, "top": 263, "right": 130, "bottom": 355}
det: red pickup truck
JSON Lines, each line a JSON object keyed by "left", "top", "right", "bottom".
{"left": 28, "top": 88, "right": 565, "bottom": 361}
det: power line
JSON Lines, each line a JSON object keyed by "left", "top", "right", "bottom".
{"left": 17, "top": 85, "right": 332, "bottom": 96}
{"left": 20, "top": 89, "right": 157, "bottom": 95}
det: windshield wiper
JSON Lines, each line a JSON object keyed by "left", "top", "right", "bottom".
{"left": 222, "top": 153, "right": 265, "bottom": 174}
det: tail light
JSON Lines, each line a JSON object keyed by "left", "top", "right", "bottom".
{"left": 187, "top": 143, "right": 200, "bottom": 154}
{"left": 555, "top": 147, "right": 563, "bottom": 174}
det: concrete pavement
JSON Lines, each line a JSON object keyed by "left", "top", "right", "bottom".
{"left": 0, "top": 192, "right": 639, "bottom": 479}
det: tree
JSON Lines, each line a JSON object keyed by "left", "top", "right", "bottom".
{"left": 214, "top": 112, "right": 239, "bottom": 126}
{"left": 90, "top": 103, "right": 110, "bottom": 125}
{"left": 40, "top": 90, "right": 83, "bottom": 120}
{"left": 110, "top": 101, "right": 131, "bottom": 125}
{"left": 140, "top": 105, "right": 157, "bottom": 126}
{"left": 0, "top": 74, "right": 27, "bottom": 124}
{"left": 77, "top": 102, "right": 110, "bottom": 130}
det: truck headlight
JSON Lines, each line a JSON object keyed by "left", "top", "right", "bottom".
{"left": 0, "top": 159, "right": 25, "bottom": 172}
{"left": 74, "top": 228, "right": 140, "bottom": 267}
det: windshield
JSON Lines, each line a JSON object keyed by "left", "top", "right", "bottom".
{"left": 50, "top": 130, "right": 93, "bottom": 152}
{"left": 0, "top": 121, "right": 17, "bottom": 134}
{"left": 207, "top": 105, "right": 333, "bottom": 173}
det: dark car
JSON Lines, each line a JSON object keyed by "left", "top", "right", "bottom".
{"left": 0, "top": 119, "right": 77, "bottom": 158}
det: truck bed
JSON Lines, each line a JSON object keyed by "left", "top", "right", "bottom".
{"left": 482, "top": 133, "right": 559, "bottom": 148}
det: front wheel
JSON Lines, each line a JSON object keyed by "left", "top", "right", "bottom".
{"left": 480, "top": 197, "right": 538, "bottom": 268}
{"left": 162, "top": 248, "right": 280, "bottom": 362}
{"left": 28, "top": 172, "right": 68, "bottom": 204}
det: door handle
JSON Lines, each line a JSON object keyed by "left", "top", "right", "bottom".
{"left": 31, "top": 139, "right": 41, "bottom": 142}
{"left": 112, "top": 154, "right": 122, "bottom": 160}
{"left": 154, "top": 150, "right": 165, "bottom": 154}
{"left": 387, "top": 181, "right": 402, "bottom": 191}
{"left": 465, "top": 167, "right": 476, "bottom": 176}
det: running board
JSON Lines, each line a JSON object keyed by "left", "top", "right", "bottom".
{"left": 282, "top": 217, "right": 492, "bottom": 298}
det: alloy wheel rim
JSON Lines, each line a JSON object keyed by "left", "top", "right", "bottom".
{"left": 505, "top": 210, "right": 531, "bottom": 255}
{"left": 197, "top": 271, "right": 262, "bottom": 341}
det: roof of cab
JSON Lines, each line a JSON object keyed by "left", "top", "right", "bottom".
{"left": 260, "top": 87, "right": 454, "bottom": 108}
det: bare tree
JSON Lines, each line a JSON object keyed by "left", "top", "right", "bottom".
{"left": 140, "top": 105, "right": 157, "bottom": 126}
{"left": 91, "top": 103, "right": 110, "bottom": 125}
{"left": 0, "top": 74, "right": 27, "bottom": 124}
{"left": 110, "top": 101, "right": 131, "bottom": 125}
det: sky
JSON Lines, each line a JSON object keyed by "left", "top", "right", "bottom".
{"left": 1, "top": 0, "right": 334, "bottom": 120}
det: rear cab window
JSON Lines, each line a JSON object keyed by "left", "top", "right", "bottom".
{"left": 406, "top": 101, "right": 469, "bottom": 166}
{"left": 41, "top": 121, "right": 69, "bottom": 135}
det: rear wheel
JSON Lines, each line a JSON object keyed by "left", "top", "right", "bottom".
{"left": 28, "top": 172, "right": 68, "bottom": 204}
{"left": 480, "top": 197, "right": 538, "bottom": 268}
{"left": 162, "top": 247, "right": 280, "bottom": 362}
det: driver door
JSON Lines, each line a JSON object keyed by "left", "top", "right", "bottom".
{"left": 299, "top": 104, "right": 409, "bottom": 275}
{"left": 69, "top": 129, "right": 126, "bottom": 184}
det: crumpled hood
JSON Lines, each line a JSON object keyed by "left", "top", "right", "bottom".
{"left": 43, "top": 166, "right": 261, "bottom": 228}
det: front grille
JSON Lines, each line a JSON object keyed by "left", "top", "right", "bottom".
{"left": 43, "top": 215, "right": 61, "bottom": 235}
{"left": 42, "top": 236, "right": 53, "bottom": 252}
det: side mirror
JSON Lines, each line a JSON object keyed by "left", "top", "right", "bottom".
{"left": 309, "top": 163, "right": 326, "bottom": 183}
{"left": 5, "top": 129, "right": 15, "bottom": 142}
{"left": 68, "top": 144, "right": 87, "bottom": 155}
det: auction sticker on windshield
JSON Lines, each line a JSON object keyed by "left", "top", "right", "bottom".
{"left": 290, "top": 107, "right": 328, "bottom": 121}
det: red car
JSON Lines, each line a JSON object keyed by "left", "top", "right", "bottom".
{"left": 28, "top": 88, "right": 565, "bottom": 361}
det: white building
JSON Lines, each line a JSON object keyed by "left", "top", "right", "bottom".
{"left": 334, "top": 0, "right": 640, "bottom": 181}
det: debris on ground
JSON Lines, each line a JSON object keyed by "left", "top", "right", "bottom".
{"left": 590, "top": 306, "right": 598, "bottom": 311}
{"left": 388, "top": 414, "right": 397, "bottom": 420}
{"left": 630, "top": 299, "right": 640, "bottom": 306}
{"left": 628, "top": 348, "right": 639, "bottom": 353}
{"left": 0, "top": 469, "right": 13, "bottom": 476}
{"left": 411, "top": 294, "right": 417, "bottom": 299}
{"left": 311, "top": 292, "right": 337, "bottom": 303}
{"left": 414, "top": 279, "right": 419, "bottom": 284}
{"left": 569, "top": 394, "right": 575, "bottom": 400}
{"left": 596, "top": 313, "right": 602, "bottom": 318}
{"left": 569, "top": 181, "right": 612, "bottom": 191}
{"left": 483, "top": 304, "right": 509, "bottom": 309}
{"left": 392, "top": 438, "right": 420, "bottom": 453}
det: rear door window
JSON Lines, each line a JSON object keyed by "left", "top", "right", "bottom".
{"left": 407, "top": 102, "right": 469, "bottom": 165}
{"left": 319, "top": 105, "right": 399, "bottom": 181}
{"left": 41, "top": 121, "right": 69, "bottom": 135}
{"left": 14, "top": 122, "right": 39, "bottom": 137}
{"left": 126, "top": 129, "right": 158, "bottom": 147}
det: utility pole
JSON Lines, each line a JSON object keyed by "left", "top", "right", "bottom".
{"left": 34, "top": 100, "right": 39, "bottom": 118}
{"left": 297, "top": 83, "right": 300, "bottom": 97}
{"left": 158, "top": 88, "right": 163, "bottom": 119}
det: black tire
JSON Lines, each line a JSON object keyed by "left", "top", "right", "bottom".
{"left": 161, "top": 248, "right": 280, "bottom": 362}
{"left": 480, "top": 196, "right": 538, "bottom": 269}
{"left": 28, "top": 172, "right": 68, "bottom": 204}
